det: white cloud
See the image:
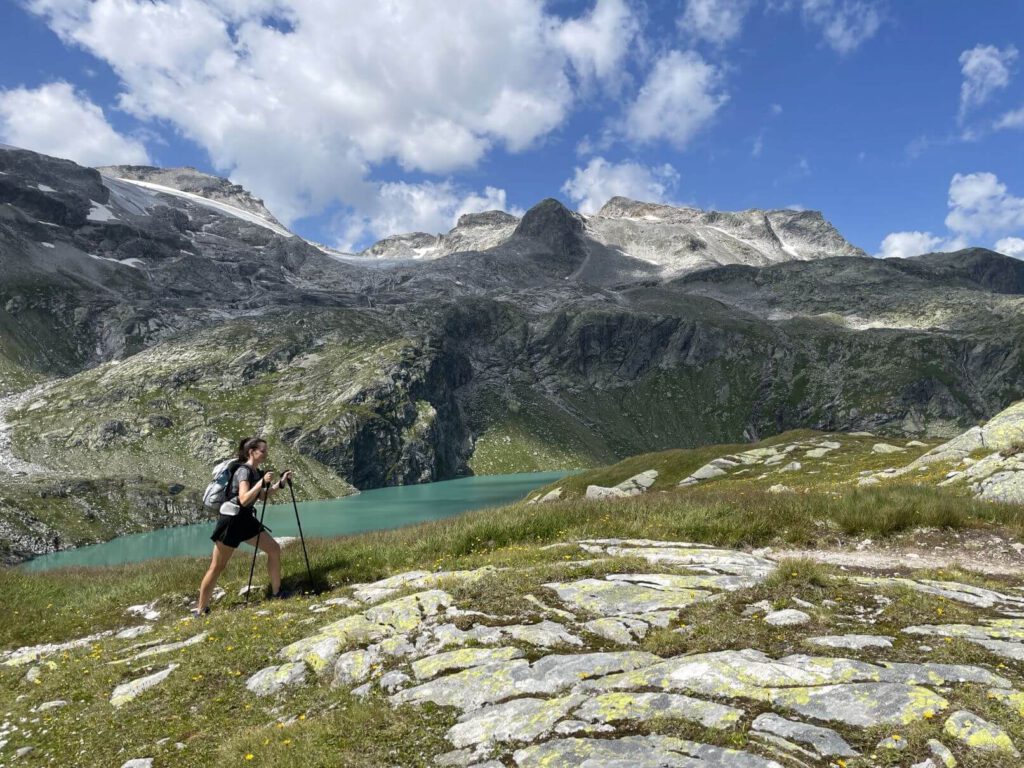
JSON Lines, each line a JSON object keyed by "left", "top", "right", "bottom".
{"left": 775, "top": 0, "right": 883, "bottom": 54}
{"left": 995, "top": 105, "right": 1024, "bottom": 130}
{"left": 995, "top": 236, "right": 1024, "bottom": 259}
{"left": 959, "top": 44, "right": 1018, "bottom": 121}
{"left": 556, "top": 0, "right": 640, "bottom": 89}
{"left": 339, "top": 181, "right": 517, "bottom": 251}
{"left": 561, "top": 156, "right": 679, "bottom": 214}
{"left": 679, "top": 0, "right": 752, "bottom": 46}
{"left": 945, "top": 172, "right": 1024, "bottom": 237}
{"left": 771, "top": 103, "right": 783, "bottom": 115}
{"left": 876, "top": 231, "right": 947, "bottom": 259}
{"left": 26, "top": 0, "right": 596, "bottom": 232}
{"left": 751, "top": 135, "right": 764, "bottom": 157}
{"left": 0, "top": 81, "right": 149, "bottom": 166}
{"left": 877, "top": 171, "right": 1024, "bottom": 257}
{"left": 623, "top": 50, "right": 727, "bottom": 147}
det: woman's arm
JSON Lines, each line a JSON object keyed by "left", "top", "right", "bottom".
{"left": 238, "top": 471, "right": 273, "bottom": 507}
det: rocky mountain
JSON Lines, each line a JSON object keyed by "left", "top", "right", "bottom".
{"left": 97, "top": 164, "right": 285, "bottom": 228}
{"left": 2, "top": 144, "right": 1024, "bottom": 562}
{"left": 353, "top": 195, "right": 865, "bottom": 280}
{"left": 358, "top": 210, "right": 520, "bottom": 260}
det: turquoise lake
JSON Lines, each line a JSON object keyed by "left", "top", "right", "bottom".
{"left": 23, "top": 471, "right": 570, "bottom": 572}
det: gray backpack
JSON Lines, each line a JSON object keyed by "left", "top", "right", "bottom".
{"left": 202, "top": 459, "right": 239, "bottom": 510}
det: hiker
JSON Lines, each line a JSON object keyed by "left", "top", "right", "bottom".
{"left": 194, "top": 437, "right": 293, "bottom": 614}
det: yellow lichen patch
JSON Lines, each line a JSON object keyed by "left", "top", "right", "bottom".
{"left": 988, "top": 688, "right": 1024, "bottom": 718}
{"left": 411, "top": 647, "right": 523, "bottom": 681}
{"left": 943, "top": 711, "right": 1020, "bottom": 755}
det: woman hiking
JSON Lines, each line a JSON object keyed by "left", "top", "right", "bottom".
{"left": 194, "top": 437, "right": 293, "bottom": 615}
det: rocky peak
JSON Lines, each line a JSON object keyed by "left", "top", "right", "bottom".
{"left": 512, "top": 198, "right": 586, "bottom": 260}
{"left": 0, "top": 145, "right": 109, "bottom": 227}
{"left": 357, "top": 210, "right": 520, "bottom": 261}
{"left": 96, "top": 165, "right": 284, "bottom": 227}
{"left": 359, "top": 231, "right": 441, "bottom": 260}
{"left": 456, "top": 210, "right": 519, "bottom": 229}
{"left": 586, "top": 196, "right": 865, "bottom": 277}
{"left": 595, "top": 197, "right": 684, "bottom": 220}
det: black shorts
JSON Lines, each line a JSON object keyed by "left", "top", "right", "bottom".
{"left": 210, "top": 512, "right": 267, "bottom": 549}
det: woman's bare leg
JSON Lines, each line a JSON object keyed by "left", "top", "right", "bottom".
{"left": 246, "top": 534, "right": 282, "bottom": 595}
{"left": 198, "top": 542, "right": 235, "bottom": 612}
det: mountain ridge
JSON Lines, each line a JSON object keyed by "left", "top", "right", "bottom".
{"left": 2, "top": 145, "right": 1024, "bottom": 563}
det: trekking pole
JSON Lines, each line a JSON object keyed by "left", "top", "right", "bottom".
{"left": 245, "top": 485, "right": 270, "bottom": 605}
{"left": 287, "top": 477, "right": 314, "bottom": 590}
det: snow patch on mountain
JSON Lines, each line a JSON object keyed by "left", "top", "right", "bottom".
{"left": 104, "top": 177, "right": 294, "bottom": 238}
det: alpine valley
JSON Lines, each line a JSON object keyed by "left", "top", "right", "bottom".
{"left": 2, "top": 144, "right": 1024, "bottom": 564}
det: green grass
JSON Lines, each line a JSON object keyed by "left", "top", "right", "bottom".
{"left": 3, "top": 449, "right": 1024, "bottom": 767}
{"left": 4, "top": 480, "right": 1023, "bottom": 649}
{"left": 526, "top": 428, "right": 949, "bottom": 501}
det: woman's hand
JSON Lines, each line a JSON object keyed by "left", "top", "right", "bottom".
{"left": 262, "top": 471, "right": 273, "bottom": 486}
{"left": 280, "top": 470, "right": 293, "bottom": 486}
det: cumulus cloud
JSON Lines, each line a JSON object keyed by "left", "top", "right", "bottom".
{"left": 0, "top": 81, "right": 149, "bottom": 166}
{"left": 561, "top": 156, "right": 679, "bottom": 215}
{"left": 556, "top": 0, "right": 640, "bottom": 89}
{"left": 959, "top": 44, "right": 1018, "bottom": 121}
{"left": 945, "top": 172, "right": 1024, "bottom": 237}
{"left": 995, "top": 236, "right": 1024, "bottom": 259}
{"left": 876, "top": 231, "right": 948, "bottom": 259}
{"left": 679, "top": 0, "right": 752, "bottom": 46}
{"left": 773, "top": 0, "right": 883, "bottom": 54}
{"left": 26, "top": 0, "right": 594, "bottom": 233}
{"left": 339, "top": 181, "right": 517, "bottom": 251}
{"left": 877, "top": 171, "right": 1024, "bottom": 257}
{"left": 623, "top": 50, "right": 727, "bottom": 147}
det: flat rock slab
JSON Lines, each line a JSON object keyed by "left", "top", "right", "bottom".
{"left": 412, "top": 647, "right": 525, "bottom": 681}
{"left": 944, "top": 710, "right": 1020, "bottom": 755}
{"left": 111, "top": 664, "right": 178, "bottom": 708}
{"left": 351, "top": 569, "right": 492, "bottom": 604}
{"left": 583, "top": 649, "right": 835, "bottom": 700}
{"left": 750, "top": 713, "right": 857, "bottom": 757}
{"left": 763, "top": 609, "right": 810, "bottom": 627}
{"left": 904, "top": 619, "right": 1024, "bottom": 659}
{"left": 577, "top": 543, "right": 775, "bottom": 577}
{"left": 574, "top": 691, "right": 742, "bottom": 730}
{"left": 393, "top": 652, "right": 660, "bottom": 712}
{"left": 2, "top": 630, "right": 115, "bottom": 667}
{"left": 447, "top": 694, "right": 584, "bottom": 749}
{"left": 805, "top": 634, "right": 893, "bottom": 650}
{"left": 770, "top": 682, "right": 947, "bottom": 727}
{"left": 543, "top": 578, "right": 709, "bottom": 617}
{"left": 608, "top": 572, "right": 759, "bottom": 592}
{"left": 245, "top": 662, "right": 306, "bottom": 697}
{"left": 280, "top": 589, "right": 454, "bottom": 672}
{"left": 513, "top": 735, "right": 784, "bottom": 768}
{"left": 583, "top": 617, "right": 648, "bottom": 645}
{"left": 584, "top": 649, "right": 998, "bottom": 727}
{"left": 126, "top": 631, "right": 208, "bottom": 662}
{"left": 858, "top": 576, "right": 1024, "bottom": 612}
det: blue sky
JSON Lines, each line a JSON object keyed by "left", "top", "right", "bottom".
{"left": 1, "top": 0, "right": 1022, "bottom": 257}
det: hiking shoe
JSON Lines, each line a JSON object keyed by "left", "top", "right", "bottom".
{"left": 269, "top": 588, "right": 294, "bottom": 600}
{"left": 189, "top": 606, "right": 211, "bottom": 617}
